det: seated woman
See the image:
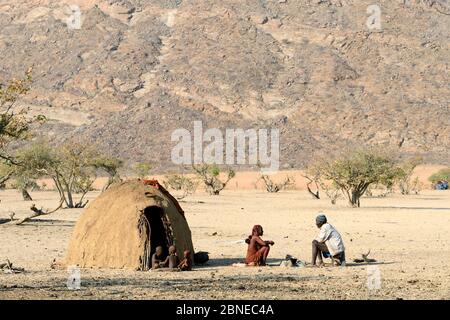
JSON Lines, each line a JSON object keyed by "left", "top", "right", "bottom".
{"left": 245, "top": 225, "right": 274, "bottom": 266}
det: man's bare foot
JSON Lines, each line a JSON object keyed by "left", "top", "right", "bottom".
{"left": 331, "top": 258, "right": 346, "bottom": 267}
{"left": 310, "top": 262, "right": 324, "bottom": 268}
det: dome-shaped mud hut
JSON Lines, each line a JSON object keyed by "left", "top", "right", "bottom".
{"left": 65, "top": 180, "right": 194, "bottom": 270}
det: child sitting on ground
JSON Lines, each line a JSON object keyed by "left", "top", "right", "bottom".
{"left": 178, "top": 250, "right": 192, "bottom": 271}
{"left": 160, "top": 245, "right": 179, "bottom": 269}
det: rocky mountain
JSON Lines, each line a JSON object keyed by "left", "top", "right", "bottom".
{"left": 1, "top": 0, "right": 449, "bottom": 171}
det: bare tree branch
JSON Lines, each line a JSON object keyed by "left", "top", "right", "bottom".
{"left": 15, "top": 199, "right": 64, "bottom": 225}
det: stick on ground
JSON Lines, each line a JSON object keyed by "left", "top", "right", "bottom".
{"left": 15, "top": 200, "right": 64, "bottom": 225}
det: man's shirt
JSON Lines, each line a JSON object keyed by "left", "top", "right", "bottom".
{"left": 315, "top": 223, "right": 345, "bottom": 256}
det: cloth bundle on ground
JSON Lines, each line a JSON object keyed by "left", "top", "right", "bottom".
{"left": 435, "top": 181, "right": 449, "bottom": 190}
{"left": 194, "top": 251, "right": 210, "bottom": 265}
{"left": 279, "top": 255, "right": 306, "bottom": 268}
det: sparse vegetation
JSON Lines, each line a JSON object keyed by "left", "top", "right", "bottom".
{"left": 163, "top": 172, "right": 198, "bottom": 200}
{"left": 319, "top": 182, "right": 343, "bottom": 205}
{"left": 0, "top": 69, "right": 33, "bottom": 163}
{"left": 0, "top": 162, "right": 13, "bottom": 189}
{"left": 302, "top": 173, "right": 320, "bottom": 199}
{"left": 0, "top": 69, "right": 45, "bottom": 186}
{"left": 192, "top": 164, "right": 235, "bottom": 195}
{"left": 310, "top": 148, "right": 401, "bottom": 207}
{"left": 429, "top": 168, "right": 450, "bottom": 185}
{"left": 133, "top": 162, "right": 152, "bottom": 179}
{"left": 11, "top": 176, "right": 39, "bottom": 201}
{"left": 6, "top": 159, "right": 41, "bottom": 201}
{"left": 397, "top": 158, "right": 423, "bottom": 195}
{"left": 93, "top": 156, "right": 123, "bottom": 191}
{"left": 0, "top": 69, "right": 50, "bottom": 201}
{"left": 15, "top": 141, "right": 119, "bottom": 208}
{"left": 259, "top": 174, "right": 294, "bottom": 193}
{"left": 304, "top": 168, "right": 342, "bottom": 204}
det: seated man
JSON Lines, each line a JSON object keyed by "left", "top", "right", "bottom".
{"left": 245, "top": 225, "right": 274, "bottom": 266}
{"left": 160, "top": 245, "right": 179, "bottom": 269}
{"left": 312, "top": 214, "right": 346, "bottom": 267}
{"left": 151, "top": 246, "right": 165, "bottom": 270}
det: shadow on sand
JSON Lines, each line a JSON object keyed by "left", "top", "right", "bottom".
{"left": 367, "top": 206, "right": 450, "bottom": 211}
{"left": 0, "top": 218, "right": 12, "bottom": 225}
{"left": 344, "top": 261, "right": 395, "bottom": 267}
{"left": 196, "top": 258, "right": 397, "bottom": 269}
{"left": 196, "top": 258, "right": 286, "bottom": 268}
{"left": 0, "top": 218, "right": 75, "bottom": 227}
{"left": 197, "top": 258, "right": 396, "bottom": 269}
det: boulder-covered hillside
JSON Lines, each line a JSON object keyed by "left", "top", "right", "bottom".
{"left": 1, "top": 0, "right": 449, "bottom": 170}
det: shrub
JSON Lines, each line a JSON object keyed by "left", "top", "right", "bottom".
{"left": 192, "top": 164, "right": 235, "bottom": 195}
{"left": 164, "top": 173, "right": 198, "bottom": 200}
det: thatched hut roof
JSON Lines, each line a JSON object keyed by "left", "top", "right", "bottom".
{"left": 65, "top": 180, "right": 194, "bottom": 270}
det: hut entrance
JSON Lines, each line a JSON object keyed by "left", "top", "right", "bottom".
{"left": 140, "top": 206, "right": 174, "bottom": 270}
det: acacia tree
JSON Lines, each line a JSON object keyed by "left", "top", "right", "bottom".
{"left": 16, "top": 141, "right": 120, "bottom": 208}
{"left": 0, "top": 69, "right": 32, "bottom": 161}
{"left": 312, "top": 148, "right": 401, "bottom": 207}
{"left": 92, "top": 156, "right": 123, "bottom": 191}
{"left": 0, "top": 69, "right": 45, "bottom": 184}
{"left": 192, "top": 164, "right": 235, "bottom": 195}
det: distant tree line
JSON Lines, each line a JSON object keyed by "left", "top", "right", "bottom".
{"left": 1, "top": 70, "right": 448, "bottom": 220}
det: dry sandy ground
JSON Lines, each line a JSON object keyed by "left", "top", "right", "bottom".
{"left": 1, "top": 188, "right": 450, "bottom": 300}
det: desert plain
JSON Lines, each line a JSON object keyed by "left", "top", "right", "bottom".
{"left": 1, "top": 169, "right": 450, "bottom": 300}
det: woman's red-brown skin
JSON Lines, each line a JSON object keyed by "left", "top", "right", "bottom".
{"left": 245, "top": 225, "right": 274, "bottom": 266}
